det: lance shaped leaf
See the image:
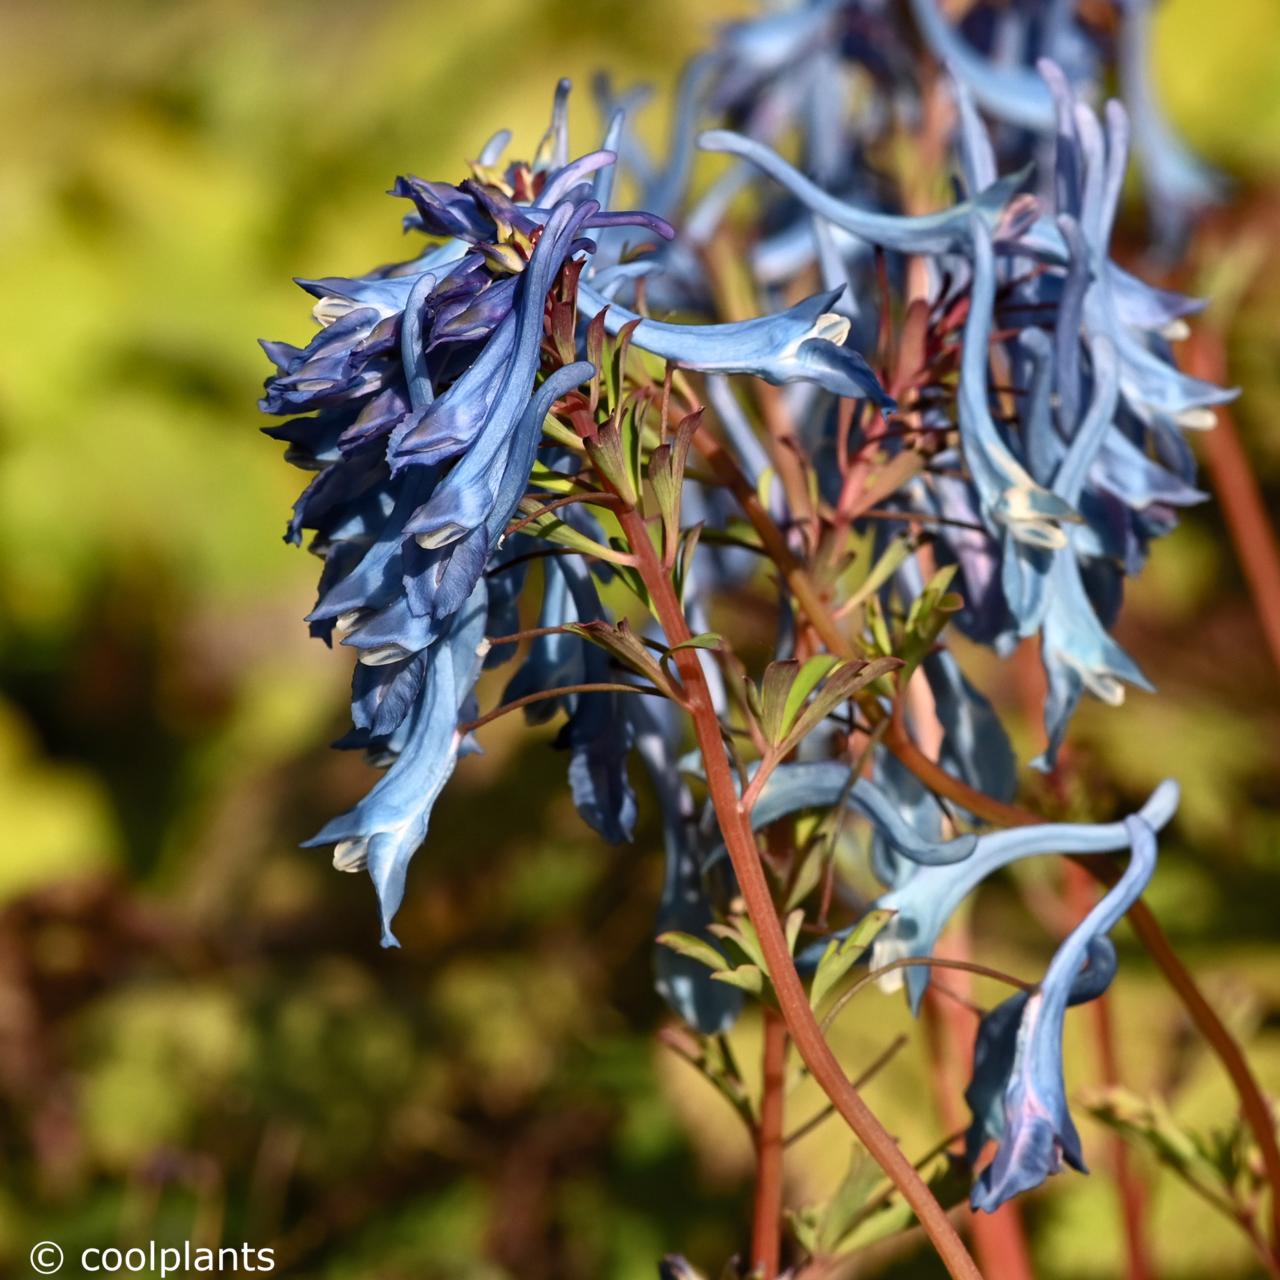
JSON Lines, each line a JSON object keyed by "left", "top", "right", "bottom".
{"left": 900, "top": 565, "right": 963, "bottom": 676}
{"left": 565, "top": 618, "right": 682, "bottom": 700}
{"left": 781, "top": 656, "right": 904, "bottom": 751}
{"left": 656, "top": 931, "right": 731, "bottom": 974}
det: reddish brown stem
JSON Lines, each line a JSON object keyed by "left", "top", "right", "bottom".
{"left": 752, "top": 1009, "right": 788, "bottom": 1279}
{"left": 1186, "top": 331, "right": 1280, "bottom": 674}
{"left": 616, "top": 506, "right": 982, "bottom": 1280}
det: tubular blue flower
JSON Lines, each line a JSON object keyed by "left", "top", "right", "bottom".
{"left": 262, "top": 87, "right": 675, "bottom": 941}
{"left": 959, "top": 217, "right": 1077, "bottom": 551}
{"left": 910, "top": 0, "right": 1221, "bottom": 252}
{"left": 302, "top": 580, "right": 489, "bottom": 947}
{"left": 970, "top": 816, "right": 1159, "bottom": 1210}
{"left": 698, "top": 128, "right": 1033, "bottom": 258}
{"left": 871, "top": 780, "right": 1178, "bottom": 1011}
{"left": 908, "top": 0, "right": 1062, "bottom": 131}
{"left": 964, "top": 936, "right": 1116, "bottom": 1168}
{"left": 577, "top": 281, "right": 893, "bottom": 408}
{"left": 923, "top": 649, "right": 1017, "bottom": 808}
{"left": 502, "top": 554, "right": 636, "bottom": 845}
{"left": 1116, "top": 0, "right": 1223, "bottom": 251}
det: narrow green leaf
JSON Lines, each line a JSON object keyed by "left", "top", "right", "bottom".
{"left": 656, "top": 931, "right": 730, "bottom": 973}
{"left": 527, "top": 460, "right": 581, "bottom": 495}
{"left": 783, "top": 907, "right": 805, "bottom": 957}
{"left": 780, "top": 655, "right": 841, "bottom": 739}
{"left": 809, "top": 908, "right": 894, "bottom": 1011}
{"left": 817, "top": 1148, "right": 882, "bottom": 1253}
{"left": 839, "top": 532, "right": 914, "bottom": 618}
{"left": 708, "top": 918, "right": 768, "bottom": 974}
{"left": 783, "top": 656, "right": 904, "bottom": 749}
{"left": 759, "top": 660, "right": 801, "bottom": 745}
{"left": 710, "top": 965, "right": 765, "bottom": 995}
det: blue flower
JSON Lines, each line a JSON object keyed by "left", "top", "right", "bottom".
{"left": 302, "top": 580, "right": 489, "bottom": 947}
{"left": 698, "top": 128, "right": 1032, "bottom": 258}
{"left": 964, "top": 936, "right": 1116, "bottom": 1169}
{"left": 871, "top": 780, "right": 1178, "bottom": 1011}
{"left": 1117, "top": 0, "right": 1224, "bottom": 251}
{"left": 578, "top": 281, "right": 893, "bottom": 408}
{"left": 504, "top": 554, "right": 637, "bottom": 844}
{"left": 970, "top": 815, "right": 1158, "bottom": 1210}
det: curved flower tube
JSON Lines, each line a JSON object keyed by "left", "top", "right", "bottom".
{"left": 699, "top": 128, "right": 1031, "bottom": 257}
{"left": 959, "top": 217, "right": 1077, "bottom": 550}
{"left": 963, "top": 936, "right": 1116, "bottom": 1168}
{"left": 302, "top": 580, "right": 490, "bottom": 947}
{"left": 577, "top": 281, "right": 892, "bottom": 407}
{"left": 970, "top": 816, "right": 1159, "bottom": 1210}
{"left": 909, "top": 0, "right": 1061, "bottom": 131}
{"left": 1116, "top": 0, "right": 1223, "bottom": 250}
{"left": 871, "top": 780, "right": 1178, "bottom": 1011}
{"left": 702, "top": 761, "right": 978, "bottom": 873}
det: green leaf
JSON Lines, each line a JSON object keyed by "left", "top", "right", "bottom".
{"left": 785, "top": 840, "right": 830, "bottom": 912}
{"left": 655, "top": 931, "right": 729, "bottom": 973}
{"left": 669, "top": 632, "right": 721, "bottom": 653}
{"left": 784, "top": 907, "right": 805, "bottom": 957}
{"left": 708, "top": 918, "right": 768, "bottom": 974}
{"left": 583, "top": 421, "right": 639, "bottom": 507}
{"left": 515, "top": 501, "right": 618, "bottom": 560}
{"left": 759, "top": 660, "right": 801, "bottom": 745}
{"left": 673, "top": 522, "right": 704, "bottom": 607}
{"left": 809, "top": 908, "right": 894, "bottom": 1011}
{"left": 780, "top": 655, "right": 841, "bottom": 736}
{"left": 817, "top": 1147, "right": 882, "bottom": 1253}
{"left": 526, "top": 460, "right": 581, "bottom": 495}
{"left": 838, "top": 532, "right": 914, "bottom": 619}
{"left": 900, "top": 564, "right": 962, "bottom": 675}
{"left": 565, "top": 619, "right": 679, "bottom": 699}
{"left": 782, "top": 656, "right": 904, "bottom": 750}
{"left": 710, "top": 965, "right": 765, "bottom": 995}
{"left": 537, "top": 416, "right": 587, "bottom": 453}
{"left": 865, "top": 594, "right": 893, "bottom": 657}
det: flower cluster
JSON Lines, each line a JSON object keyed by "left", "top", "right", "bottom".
{"left": 261, "top": 0, "right": 1228, "bottom": 1260}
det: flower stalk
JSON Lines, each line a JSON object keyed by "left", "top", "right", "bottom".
{"left": 615, "top": 504, "right": 983, "bottom": 1280}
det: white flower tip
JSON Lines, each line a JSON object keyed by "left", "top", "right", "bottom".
{"left": 1160, "top": 318, "right": 1191, "bottom": 342}
{"left": 358, "top": 644, "right": 411, "bottom": 667}
{"left": 415, "top": 523, "right": 465, "bottom": 550}
{"left": 1175, "top": 406, "right": 1217, "bottom": 431}
{"left": 333, "top": 838, "right": 369, "bottom": 872}
{"left": 312, "top": 297, "right": 353, "bottom": 327}
{"left": 871, "top": 934, "right": 910, "bottom": 994}
{"left": 1007, "top": 518, "right": 1068, "bottom": 552}
{"left": 1085, "top": 672, "right": 1127, "bottom": 707}
{"left": 810, "top": 312, "right": 851, "bottom": 346}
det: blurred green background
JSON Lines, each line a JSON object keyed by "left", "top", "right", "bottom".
{"left": 0, "top": 1, "right": 1278, "bottom": 1276}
